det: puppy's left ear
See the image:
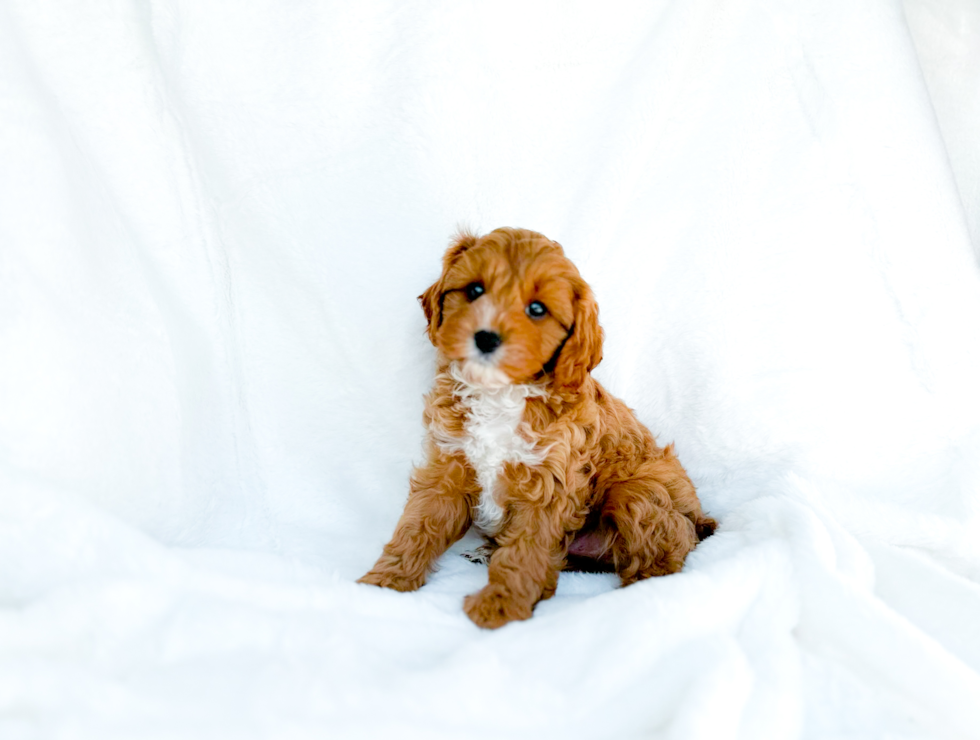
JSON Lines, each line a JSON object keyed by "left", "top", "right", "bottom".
{"left": 553, "top": 281, "right": 603, "bottom": 390}
{"left": 418, "top": 231, "right": 479, "bottom": 343}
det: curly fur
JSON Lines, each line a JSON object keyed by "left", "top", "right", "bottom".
{"left": 359, "top": 227, "right": 716, "bottom": 628}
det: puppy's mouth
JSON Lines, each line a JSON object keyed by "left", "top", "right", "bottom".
{"left": 457, "top": 360, "right": 511, "bottom": 389}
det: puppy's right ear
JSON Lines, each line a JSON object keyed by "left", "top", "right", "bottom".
{"left": 418, "top": 231, "right": 479, "bottom": 343}
{"left": 418, "top": 281, "right": 440, "bottom": 343}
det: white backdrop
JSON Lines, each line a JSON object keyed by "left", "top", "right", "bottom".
{"left": 2, "top": 1, "right": 980, "bottom": 738}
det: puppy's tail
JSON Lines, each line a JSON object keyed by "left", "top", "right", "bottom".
{"left": 695, "top": 516, "right": 717, "bottom": 541}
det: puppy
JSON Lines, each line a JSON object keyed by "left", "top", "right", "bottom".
{"left": 359, "top": 227, "right": 715, "bottom": 628}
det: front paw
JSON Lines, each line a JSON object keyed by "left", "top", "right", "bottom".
{"left": 463, "top": 584, "right": 533, "bottom": 629}
{"left": 357, "top": 567, "right": 424, "bottom": 592}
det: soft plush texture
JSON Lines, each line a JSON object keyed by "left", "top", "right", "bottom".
{"left": 2, "top": 0, "right": 980, "bottom": 738}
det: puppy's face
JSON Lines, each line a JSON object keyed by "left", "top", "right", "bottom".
{"left": 420, "top": 228, "right": 602, "bottom": 389}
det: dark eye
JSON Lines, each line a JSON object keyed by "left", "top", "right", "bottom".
{"left": 464, "top": 282, "right": 485, "bottom": 301}
{"left": 526, "top": 301, "right": 547, "bottom": 319}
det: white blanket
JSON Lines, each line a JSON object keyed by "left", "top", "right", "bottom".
{"left": 3, "top": 1, "right": 980, "bottom": 738}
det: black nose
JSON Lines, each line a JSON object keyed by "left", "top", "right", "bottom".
{"left": 474, "top": 330, "right": 502, "bottom": 355}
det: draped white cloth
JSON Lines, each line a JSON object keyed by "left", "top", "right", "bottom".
{"left": 2, "top": 1, "right": 980, "bottom": 737}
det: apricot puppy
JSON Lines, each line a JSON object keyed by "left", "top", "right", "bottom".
{"left": 359, "top": 228, "right": 715, "bottom": 628}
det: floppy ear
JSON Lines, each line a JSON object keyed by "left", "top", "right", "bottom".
{"left": 418, "top": 282, "right": 441, "bottom": 343}
{"left": 417, "top": 231, "right": 479, "bottom": 343}
{"left": 553, "top": 282, "right": 603, "bottom": 390}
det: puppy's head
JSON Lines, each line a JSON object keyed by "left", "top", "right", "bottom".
{"left": 419, "top": 227, "right": 602, "bottom": 390}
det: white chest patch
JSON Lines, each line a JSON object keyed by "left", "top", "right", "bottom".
{"left": 433, "top": 364, "right": 548, "bottom": 536}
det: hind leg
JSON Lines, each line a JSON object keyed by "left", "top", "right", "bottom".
{"left": 651, "top": 443, "right": 717, "bottom": 541}
{"left": 601, "top": 474, "right": 700, "bottom": 586}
